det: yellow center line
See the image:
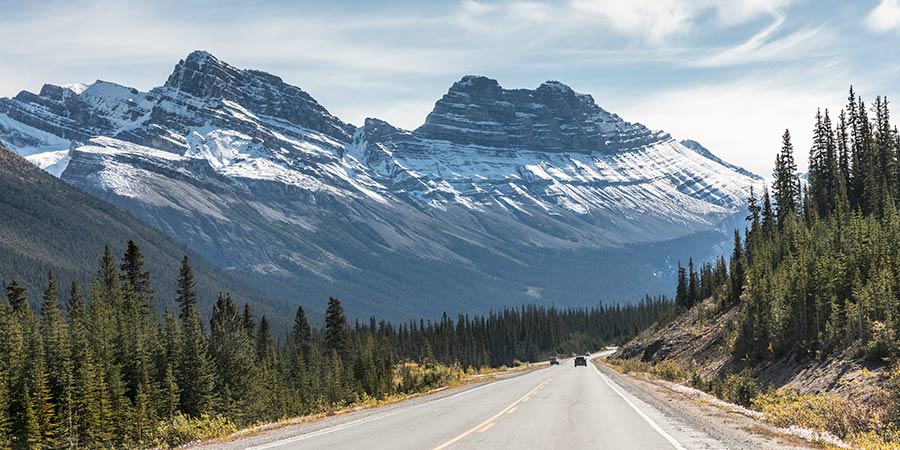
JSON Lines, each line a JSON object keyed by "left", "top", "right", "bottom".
{"left": 506, "top": 406, "right": 517, "bottom": 415}
{"left": 431, "top": 377, "right": 552, "bottom": 450}
{"left": 476, "top": 423, "right": 495, "bottom": 433}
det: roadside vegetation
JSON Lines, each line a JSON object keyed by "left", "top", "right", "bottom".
{"left": 0, "top": 241, "right": 672, "bottom": 449}
{"left": 613, "top": 86, "right": 900, "bottom": 449}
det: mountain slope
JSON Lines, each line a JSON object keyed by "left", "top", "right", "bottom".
{"left": 0, "top": 145, "right": 286, "bottom": 324}
{"left": 0, "top": 51, "right": 759, "bottom": 319}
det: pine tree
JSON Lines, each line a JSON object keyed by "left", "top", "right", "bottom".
{"left": 773, "top": 129, "right": 799, "bottom": 225}
{"left": 178, "top": 306, "right": 213, "bottom": 417}
{"left": 120, "top": 240, "right": 153, "bottom": 303}
{"left": 6, "top": 280, "right": 27, "bottom": 312}
{"left": 256, "top": 316, "right": 274, "bottom": 362}
{"left": 39, "top": 271, "right": 70, "bottom": 447}
{"left": 687, "top": 258, "right": 699, "bottom": 307}
{"left": 175, "top": 255, "right": 197, "bottom": 321}
{"left": 675, "top": 264, "right": 688, "bottom": 309}
{"left": 118, "top": 242, "right": 157, "bottom": 444}
{"left": 67, "top": 281, "right": 102, "bottom": 448}
{"left": 324, "top": 297, "right": 351, "bottom": 359}
{"left": 242, "top": 303, "right": 256, "bottom": 341}
{"left": 291, "top": 306, "right": 312, "bottom": 362}
{"left": 0, "top": 288, "right": 17, "bottom": 448}
{"left": 730, "top": 230, "right": 745, "bottom": 302}
{"left": 158, "top": 310, "right": 181, "bottom": 420}
{"left": 209, "top": 293, "right": 255, "bottom": 420}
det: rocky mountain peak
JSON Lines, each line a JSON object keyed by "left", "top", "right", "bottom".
{"left": 413, "top": 76, "right": 664, "bottom": 152}
{"left": 164, "top": 50, "right": 242, "bottom": 98}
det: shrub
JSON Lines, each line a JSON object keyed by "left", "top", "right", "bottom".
{"left": 752, "top": 390, "right": 872, "bottom": 439}
{"left": 153, "top": 413, "right": 238, "bottom": 448}
{"left": 607, "top": 358, "right": 652, "bottom": 375}
{"left": 652, "top": 360, "right": 688, "bottom": 382}
{"left": 396, "top": 362, "right": 465, "bottom": 394}
{"left": 720, "top": 371, "right": 758, "bottom": 407}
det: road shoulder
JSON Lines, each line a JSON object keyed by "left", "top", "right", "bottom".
{"left": 594, "top": 360, "right": 821, "bottom": 449}
{"left": 185, "top": 364, "right": 545, "bottom": 450}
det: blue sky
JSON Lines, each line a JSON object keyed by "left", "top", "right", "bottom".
{"left": 2, "top": 0, "right": 900, "bottom": 176}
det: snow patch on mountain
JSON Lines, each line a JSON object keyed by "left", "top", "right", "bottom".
{"left": 0, "top": 51, "right": 759, "bottom": 313}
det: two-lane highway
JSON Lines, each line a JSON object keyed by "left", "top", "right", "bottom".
{"left": 224, "top": 354, "right": 729, "bottom": 450}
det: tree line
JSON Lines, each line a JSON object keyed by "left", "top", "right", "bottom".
{"left": 678, "top": 87, "right": 900, "bottom": 362}
{"left": 0, "top": 241, "right": 671, "bottom": 448}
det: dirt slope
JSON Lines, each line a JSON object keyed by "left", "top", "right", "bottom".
{"left": 613, "top": 298, "right": 889, "bottom": 405}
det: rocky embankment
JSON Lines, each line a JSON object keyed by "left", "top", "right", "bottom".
{"left": 613, "top": 298, "right": 889, "bottom": 406}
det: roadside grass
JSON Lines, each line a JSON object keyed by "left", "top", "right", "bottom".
{"left": 162, "top": 361, "right": 533, "bottom": 449}
{"left": 606, "top": 357, "right": 899, "bottom": 449}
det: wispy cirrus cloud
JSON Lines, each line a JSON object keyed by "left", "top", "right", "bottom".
{"left": 0, "top": 0, "right": 895, "bottom": 176}
{"left": 569, "top": 0, "right": 792, "bottom": 44}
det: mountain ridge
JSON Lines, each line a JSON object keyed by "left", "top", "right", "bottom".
{"left": 0, "top": 50, "right": 759, "bottom": 319}
{"left": 0, "top": 144, "right": 289, "bottom": 326}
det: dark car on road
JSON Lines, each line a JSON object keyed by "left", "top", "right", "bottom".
{"left": 550, "top": 357, "right": 559, "bottom": 365}
{"left": 574, "top": 355, "right": 587, "bottom": 367}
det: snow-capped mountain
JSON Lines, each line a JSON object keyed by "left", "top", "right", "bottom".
{"left": 0, "top": 51, "right": 759, "bottom": 319}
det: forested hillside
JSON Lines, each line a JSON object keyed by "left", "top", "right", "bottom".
{"left": 0, "top": 146, "right": 282, "bottom": 324}
{"left": 0, "top": 241, "right": 672, "bottom": 448}
{"left": 617, "top": 87, "right": 900, "bottom": 447}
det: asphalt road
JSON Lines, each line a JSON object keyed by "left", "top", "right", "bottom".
{"left": 236, "top": 353, "right": 730, "bottom": 450}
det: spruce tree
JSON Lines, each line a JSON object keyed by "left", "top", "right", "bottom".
{"left": 324, "top": 297, "right": 351, "bottom": 359}
{"left": 675, "top": 264, "right": 688, "bottom": 309}
{"left": 256, "top": 316, "right": 274, "bottom": 362}
{"left": 175, "top": 256, "right": 197, "bottom": 321}
{"left": 291, "top": 306, "right": 312, "bottom": 361}
{"left": 40, "top": 271, "right": 71, "bottom": 447}
{"left": 729, "top": 230, "right": 745, "bottom": 302}
{"left": 6, "top": 280, "right": 27, "bottom": 312}
{"left": 773, "top": 129, "right": 799, "bottom": 225}
{"left": 209, "top": 293, "right": 255, "bottom": 419}
{"left": 67, "top": 281, "right": 102, "bottom": 448}
{"left": 120, "top": 241, "right": 153, "bottom": 301}
{"left": 178, "top": 306, "right": 213, "bottom": 417}
{"left": 242, "top": 303, "right": 256, "bottom": 341}
{"left": 687, "top": 258, "right": 699, "bottom": 307}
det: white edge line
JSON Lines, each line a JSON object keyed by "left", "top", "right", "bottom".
{"left": 244, "top": 369, "right": 536, "bottom": 450}
{"left": 591, "top": 363, "right": 687, "bottom": 450}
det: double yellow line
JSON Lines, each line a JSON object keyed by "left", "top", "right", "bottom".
{"left": 431, "top": 377, "right": 553, "bottom": 450}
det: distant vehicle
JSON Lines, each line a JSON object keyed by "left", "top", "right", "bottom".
{"left": 550, "top": 357, "right": 559, "bottom": 365}
{"left": 584, "top": 352, "right": 591, "bottom": 357}
{"left": 574, "top": 356, "right": 587, "bottom": 367}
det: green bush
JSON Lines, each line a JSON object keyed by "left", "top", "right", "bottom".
{"left": 720, "top": 371, "right": 759, "bottom": 407}
{"left": 153, "top": 413, "right": 238, "bottom": 448}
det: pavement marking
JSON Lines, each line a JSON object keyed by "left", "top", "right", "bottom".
{"left": 591, "top": 363, "right": 687, "bottom": 450}
{"left": 475, "top": 423, "right": 495, "bottom": 433}
{"left": 506, "top": 407, "right": 517, "bottom": 415}
{"left": 431, "top": 377, "right": 553, "bottom": 450}
{"left": 243, "top": 371, "right": 534, "bottom": 450}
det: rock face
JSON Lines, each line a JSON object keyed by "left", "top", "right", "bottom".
{"left": 414, "top": 76, "right": 661, "bottom": 152}
{"left": 0, "top": 51, "right": 760, "bottom": 320}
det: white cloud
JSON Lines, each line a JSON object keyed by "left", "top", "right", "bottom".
{"left": 569, "top": 0, "right": 791, "bottom": 45}
{"left": 694, "top": 23, "right": 834, "bottom": 67}
{"left": 866, "top": 0, "right": 900, "bottom": 32}
{"left": 571, "top": 0, "right": 699, "bottom": 44}
{"left": 605, "top": 70, "right": 850, "bottom": 177}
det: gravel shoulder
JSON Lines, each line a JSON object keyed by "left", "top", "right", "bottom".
{"left": 595, "top": 360, "right": 821, "bottom": 449}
